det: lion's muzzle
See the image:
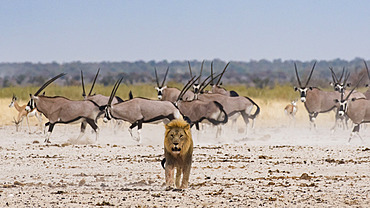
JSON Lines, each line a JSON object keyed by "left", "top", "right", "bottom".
{"left": 171, "top": 146, "right": 181, "bottom": 153}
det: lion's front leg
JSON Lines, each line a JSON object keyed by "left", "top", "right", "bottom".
{"left": 175, "top": 167, "right": 182, "bottom": 188}
{"left": 165, "top": 164, "right": 175, "bottom": 190}
{"left": 180, "top": 165, "right": 191, "bottom": 189}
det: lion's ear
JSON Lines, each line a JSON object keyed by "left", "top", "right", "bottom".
{"left": 184, "top": 123, "right": 190, "bottom": 131}
{"left": 165, "top": 123, "right": 171, "bottom": 131}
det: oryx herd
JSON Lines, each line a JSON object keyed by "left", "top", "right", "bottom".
{"left": 9, "top": 62, "right": 260, "bottom": 143}
{"left": 8, "top": 60, "right": 370, "bottom": 143}
{"left": 294, "top": 60, "right": 370, "bottom": 142}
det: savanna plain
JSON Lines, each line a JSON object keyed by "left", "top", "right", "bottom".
{"left": 0, "top": 85, "right": 369, "bottom": 207}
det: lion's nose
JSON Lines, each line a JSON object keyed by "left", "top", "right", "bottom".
{"left": 173, "top": 142, "right": 179, "bottom": 146}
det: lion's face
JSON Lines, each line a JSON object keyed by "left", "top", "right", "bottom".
{"left": 164, "top": 120, "right": 192, "bottom": 157}
{"left": 166, "top": 127, "right": 187, "bottom": 155}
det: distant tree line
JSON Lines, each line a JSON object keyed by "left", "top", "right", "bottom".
{"left": 0, "top": 58, "right": 369, "bottom": 88}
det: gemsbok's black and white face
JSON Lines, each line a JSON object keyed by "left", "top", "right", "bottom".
{"left": 294, "top": 87, "right": 312, "bottom": 103}
{"left": 192, "top": 83, "right": 200, "bottom": 94}
{"left": 155, "top": 86, "right": 167, "bottom": 100}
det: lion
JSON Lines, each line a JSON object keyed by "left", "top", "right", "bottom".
{"left": 162, "top": 119, "right": 193, "bottom": 190}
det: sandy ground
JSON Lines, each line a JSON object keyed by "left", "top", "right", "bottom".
{"left": 1, "top": 98, "right": 369, "bottom": 207}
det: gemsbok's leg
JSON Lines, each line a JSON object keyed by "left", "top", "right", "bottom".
{"left": 349, "top": 124, "right": 363, "bottom": 142}
{"left": 86, "top": 118, "right": 99, "bottom": 141}
{"left": 45, "top": 123, "right": 55, "bottom": 143}
{"left": 76, "top": 121, "right": 87, "bottom": 141}
{"left": 137, "top": 120, "right": 143, "bottom": 143}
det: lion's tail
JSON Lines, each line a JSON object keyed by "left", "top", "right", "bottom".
{"left": 161, "top": 158, "right": 166, "bottom": 169}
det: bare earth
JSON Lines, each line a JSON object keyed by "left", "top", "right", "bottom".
{"left": 1, "top": 99, "right": 369, "bottom": 207}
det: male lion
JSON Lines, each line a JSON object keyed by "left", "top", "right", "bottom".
{"left": 163, "top": 119, "right": 193, "bottom": 190}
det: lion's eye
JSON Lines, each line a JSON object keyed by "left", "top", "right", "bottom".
{"left": 179, "top": 135, "right": 183, "bottom": 138}
{"left": 171, "top": 134, "right": 174, "bottom": 138}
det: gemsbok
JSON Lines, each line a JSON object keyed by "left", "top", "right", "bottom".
{"left": 334, "top": 76, "right": 369, "bottom": 142}
{"left": 155, "top": 67, "right": 195, "bottom": 102}
{"left": 195, "top": 87, "right": 260, "bottom": 134}
{"left": 102, "top": 78, "right": 181, "bottom": 143}
{"left": 294, "top": 62, "right": 344, "bottom": 129}
{"left": 9, "top": 95, "right": 43, "bottom": 133}
{"left": 209, "top": 61, "right": 239, "bottom": 97}
{"left": 174, "top": 76, "right": 228, "bottom": 135}
{"left": 27, "top": 73, "right": 102, "bottom": 143}
{"left": 329, "top": 67, "right": 350, "bottom": 93}
{"left": 328, "top": 66, "right": 367, "bottom": 130}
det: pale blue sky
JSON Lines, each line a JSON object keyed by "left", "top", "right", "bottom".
{"left": 1, "top": 1, "right": 369, "bottom": 63}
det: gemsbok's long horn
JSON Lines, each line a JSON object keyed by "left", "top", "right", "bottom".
{"left": 34, "top": 73, "right": 66, "bottom": 96}
{"left": 294, "top": 63, "right": 302, "bottom": 87}
{"left": 198, "top": 60, "right": 204, "bottom": 84}
{"left": 199, "top": 73, "right": 215, "bottom": 90}
{"left": 304, "top": 61, "right": 316, "bottom": 87}
{"left": 199, "top": 73, "right": 222, "bottom": 93}
{"left": 177, "top": 76, "right": 198, "bottom": 101}
{"left": 88, "top": 68, "right": 100, "bottom": 96}
{"left": 364, "top": 60, "right": 370, "bottom": 80}
{"left": 343, "top": 70, "right": 350, "bottom": 87}
{"left": 329, "top": 67, "right": 338, "bottom": 83}
{"left": 338, "top": 67, "right": 345, "bottom": 82}
{"left": 211, "top": 61, "right": 214, "bottom": 85}
{"left": 188, "top": 61, "right": 193, "bottom": 78}
{"left": 81, "top": 70, "right": 86, "bottom": 97}
{"left": 108, "top": 77, "right": 123, "bottom": 106}
{"left": 216, "top": 62, "right": 230, "bottom": 86}
{"left": 161, "top": 66, "right": 170, "bottom": 88}
{"left": 154, "top": 67, "right": 160, "bottom": 88}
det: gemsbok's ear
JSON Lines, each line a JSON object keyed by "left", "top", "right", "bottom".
{"left": 366, "top": 84, "right": 369, "bottom": 88}
{"left": 347, "top": 83, "right": 352, "bottom": 87}
{"left": 294, "top": 86, "right": 298, "bottom": 91}
{"left": 329, "top": 82, "right": 334, "bottom": 86}
{"left": 309, "top": 87, "right": 313, "bottom": 90}
{"left": 155, "top": 87, "right": 159, "bottom": 90}
{"left": 351, "top": 98, "right": 356, "bottom": 102}
{"left": 334, "top": 99, "right": 339, "bottom": 103}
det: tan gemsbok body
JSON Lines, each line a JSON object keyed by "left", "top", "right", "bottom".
{"left": 155, "top": 67, "right": 194, "bottom": 102}
{"left": 102, "top": 78, "right": 181, "bottom": 143}
{"left": 335, "top": 76, "right": 369, "bottom": 142}
{"left": 27, "top": 73, "right": 102, "bottom": 143}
